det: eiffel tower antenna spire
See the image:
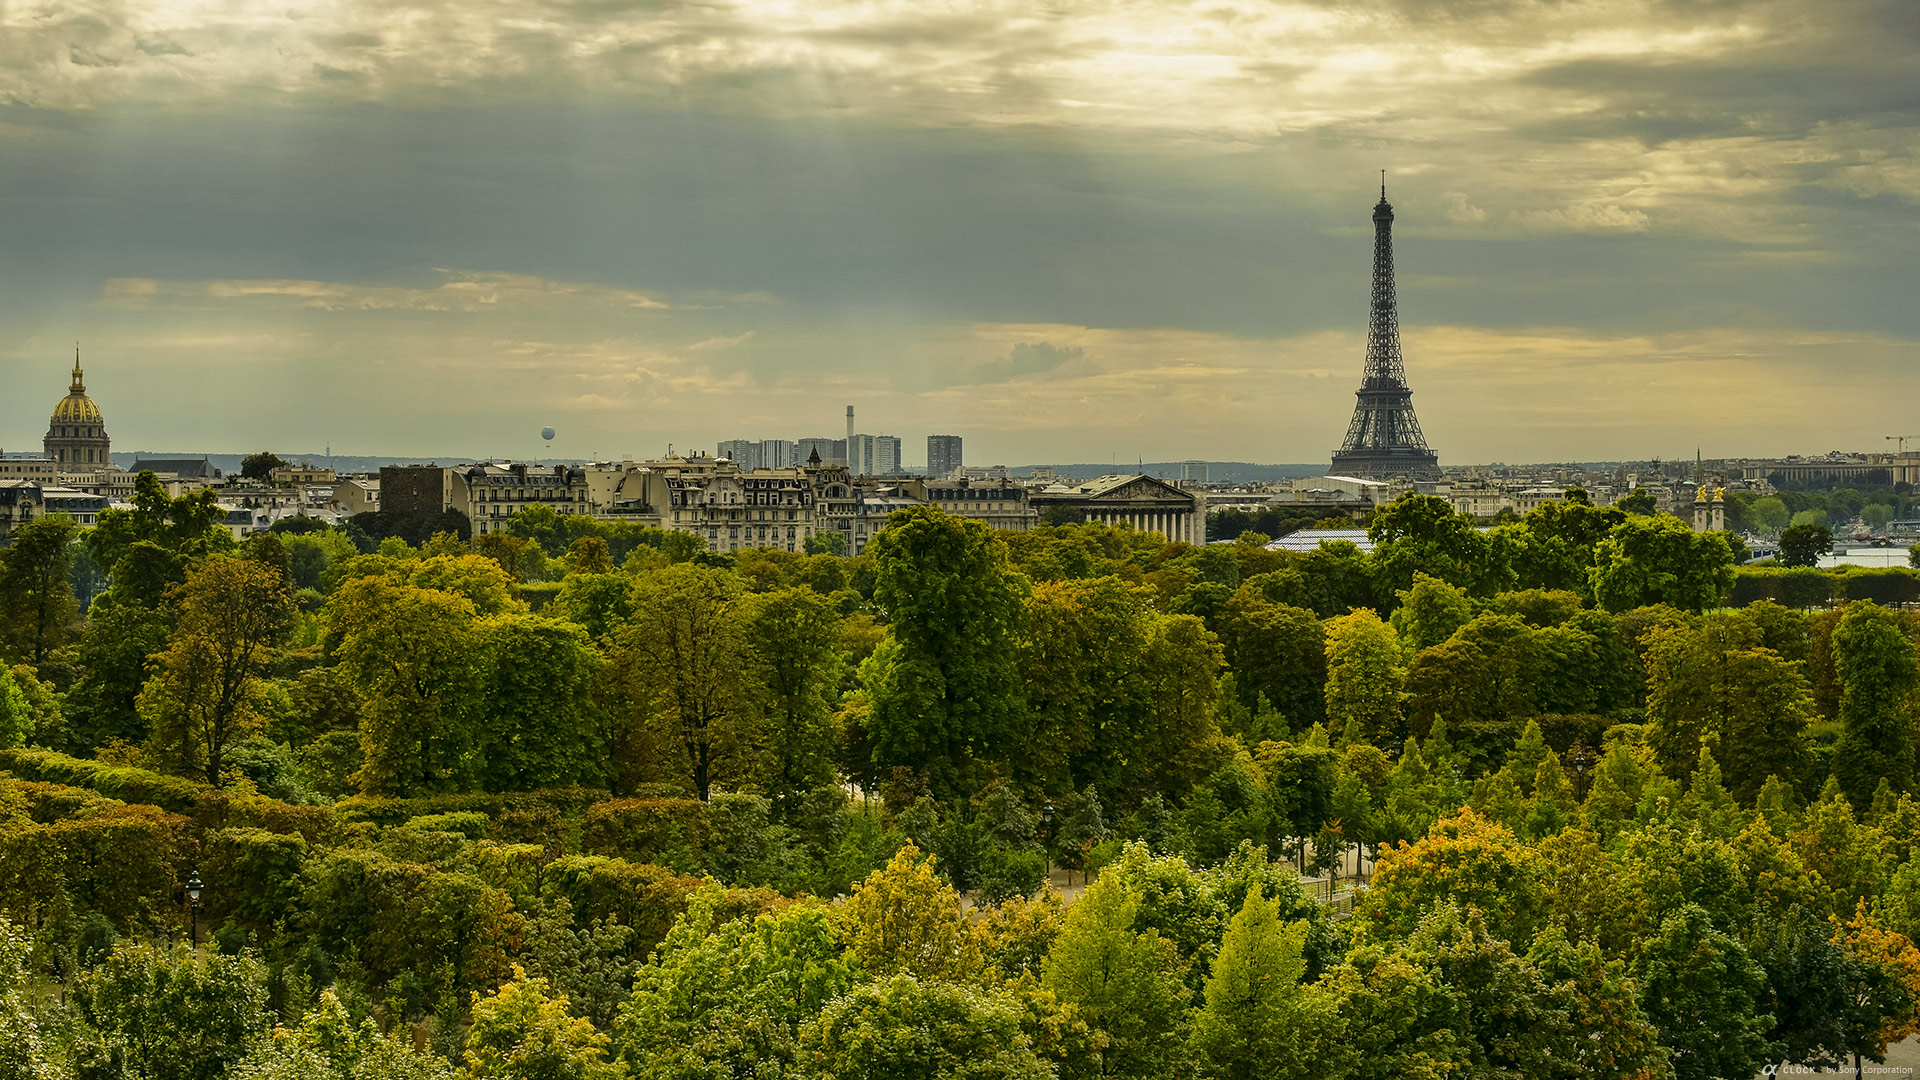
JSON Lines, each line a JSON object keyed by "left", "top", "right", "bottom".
{"left": 1328, "top": 176, "right": 1441, "bottom": 480}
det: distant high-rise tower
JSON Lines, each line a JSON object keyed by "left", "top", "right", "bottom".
{"left": 1328, "top": 177, "right": 1440, "bottom": 481}
{"left": 927, "top": 435, "right": 963, "bottom": 477}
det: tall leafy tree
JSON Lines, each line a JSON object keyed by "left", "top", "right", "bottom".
{"left": 608, "top": 563, "right": 752, "bottom": 800}
{"left": 1217, "top": 592, "right": 1326, "bottom": 731}
{"left": 1369, "top": 494, "right": 1506, "bottom": 600}
{"left": 0, "top": 918, "right": 60, "bottom": 1080}
{"left": 1634, "top": 903, "right": 1778, "bottom": 1080}
{"left": 1323, "top": 608, "right": 1404, "bottom": 746}
{"left": 1832, "top": 601, "right": 1920, "bottom": 807}
{"left": 1391, "top": 573, "right": 1474, "bottom": 652}
{"left": 865, "top": 506, "right": 1029, "bottom": 798}
{"left": 747, "top": 587, "right": 845, "bottom": 810}
{"left": 476, "top": 615, "right": 604, "bottom": 791}
{"left": 1509, "top": 495, "right": 1626, "bottom": 597}
{"left": 1778, "top": 523, "right": 1835, "bottom": 568}
{"left": 1041, "top": 873, "right": 1193, "bottom": 1079}
{"left": 70, "top": 942, "right": 274, "bottom": 1080}
{"left": 835, "top": 844, "right": 981, "bottom": 981}
{"left": 797, "top": 976, "right": 1054, "bottom": 1080}
{"left": 1402, "top": 615, "right": 1539, "bottom": 774}
{"left": 1643, "top": 615, "right": 1815, "bottom": 801}
{"left": 1139, "top": 614, "right": 1227, "bottom": 800}
{"left": 1189, "top": 889, "right": 1327, "bottom": 1080}
{"left": 1589, "top": 515, "right": 1736, "bottom": 613}
{"left": 84, "top": 471, "right": 229, "bottom": 571}
{"left": 330, "top": 578, "right": 488, "bottom": 794}
{"left": 1360, "top": 808, "right": 1546, "bottom": 948}
{"left": 138, "top": 556, "right": 294, "bottom": 785}
{"left": 0, "top": 515, "right": 78, "bottom": 665}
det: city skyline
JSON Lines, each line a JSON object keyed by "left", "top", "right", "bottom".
{"left": 1, "top": 0, "right": 1916, "bottom": 465}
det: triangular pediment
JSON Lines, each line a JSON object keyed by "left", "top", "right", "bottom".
{"left": 1084, "top": 475, "right": 1192, "bottom": 504}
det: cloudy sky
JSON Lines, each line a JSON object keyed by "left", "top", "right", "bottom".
{"left": 1, "top": 0, "right": 1915, "bottom": 466}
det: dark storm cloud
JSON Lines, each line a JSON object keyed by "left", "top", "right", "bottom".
{"left": 0, "top": 0, "right": 1916, "bottom": 463}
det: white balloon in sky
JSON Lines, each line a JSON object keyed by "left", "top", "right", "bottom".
{"left": 540, "top": 427, "right": 556, "bottom": 442}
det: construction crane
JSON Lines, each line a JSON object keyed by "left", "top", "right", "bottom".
{"left": 1889, "top": 435, "right": 1920, "bottom": 452}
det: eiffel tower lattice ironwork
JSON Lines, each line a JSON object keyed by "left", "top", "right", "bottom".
{"left": 1328, "top": 176, "right": 1440, "bottom": 481}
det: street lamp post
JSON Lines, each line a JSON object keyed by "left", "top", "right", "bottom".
{"left": 1572, "top": 744, "right": 1596, "bottom": 801}
{"left": 186, "top": 872, "right": 204, "bottom": 948}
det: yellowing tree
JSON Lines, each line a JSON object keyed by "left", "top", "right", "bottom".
{"left": 465, "top": 967, "right": 625, "bottom": 1080}
{"left": 139, "top": 556, "right": 293, "bottom": 785}
{"left": 1360, "top": 807, "right": 1546, "bottom": 948}
{"left": 1323, "top": 609, "right": 1405, "bottom": 747}
{"left": 835, "top": 844, "right": 982, "bottom": 981}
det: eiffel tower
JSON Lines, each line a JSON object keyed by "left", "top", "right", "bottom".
{"left": 1328, "top": 176, "right": 1441, "bottom": 481}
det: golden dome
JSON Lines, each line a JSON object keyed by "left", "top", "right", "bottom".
{"left": 51, "top": 359, "right": 103, "bottom": 425}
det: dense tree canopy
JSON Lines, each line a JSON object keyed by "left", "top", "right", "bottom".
{"left": 1, "top": 492, "right": 1918, "bottom": 1080}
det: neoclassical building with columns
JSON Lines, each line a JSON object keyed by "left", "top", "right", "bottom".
{"left": 1029, "top": 474, "right": 1205, "bottom": 546}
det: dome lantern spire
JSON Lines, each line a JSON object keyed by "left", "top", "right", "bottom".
{"left": 71, "top": 343, "right": 84, "bottom": 394}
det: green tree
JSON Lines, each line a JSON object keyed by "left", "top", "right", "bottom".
{"left": 1217, "top": 593, "right": 1326, "bottom": 731}
{"left": 70, "top": 941, "right": 273, "bottom": 1080}
{"left": 1752, "top": 905, "right": 1900, "bottom": 1072}
{"left": 1617, "top": 489, "right": 1658, "bottom": 516}
{"left": 1590, "top": 515, "right": 1736, "bottom": 613}
{"left": 1359, "top": 807, "right": 1546, "bottom": 948}
{"left": 797, "top": 975, "right": 1054, "bottom": 1080}
{"left": 476, "top": 615, "right": 604, "bottom": 791}
{"left": 1401, "top": 615, "right": 1539, "bottom": 774}
{"left": 466, "top": 968, "right": 626, "bottom": 1080}
{"left": 1510, "top": 498, "right": 1626, "bottom": 598}
{"left": 239, "top": 452, "right": 290, "bottom": 481}
{"left": 1189, "top": 890, "right": 1328, "bottom": 1080}
{"left": 63, "top": 599, "right": 172, "bottom": 751}
{"left": 0, "top": 515, "right": 79, "bottom": 665}
{"left": 1643, "top": 617, "right": 1815, "bottom": 802}
{"left": 1323, "top": 609, "right": 1404, "bottom": 746}
{"left": 553, "top": 573, "right": 635, "bottom": 644}
{"left": 1749, "top": 497, "right": 1790, "bottom": 533}
{"left": 0, "top": 918, "right": 59, "bottom": 1080}
{"left": 607, "top": 564, "right": 753, "bottom": 801}
{"left": 1369, "top": 494, "right": 1502, "bottom": 600}
{"left": 864, "top": 507, "right": 1029, "bottom": 798}
{"left": 85, "top": 471, "right": 230, "bottom": 571}
{"left": 1832, "top": 602, "right": 1920, "bottom": 807}
{"left": 616, "top": 885, "right": 854, "bottom": 1078}
{"left": 568, "top": 536, "right": 614, "bottom": 574}
{"left": 230, "top": 989, "right": 459, "bottom": 1080}
{"left": 1139, "top": 615, "right": 1227, "bottom": 800}
{"left": 0, "top": 667, "right": 31, "bottom": 750}
{"left": 1779, "top": 523, "right": 1834, "bottom": 568}
{"left": 1635, "top": 904, "right": 1777, "bottom": 1080}
{"left": 520, "top": 899, "right": 638, "bottom": 1032}
{"left": 139, "top": 556, "right": 295, "bottom": 785}
{"left": 748, "top": 587, "right": 845, "bottom": 810}
{"left": 1390, "top": 573, "right": 1474, "bottom": 652}
{"left": 330, "top": 578, "right": 489, "bottom": 794}
{"left": 1041, "top": 873, "right": 1192, "bottom": 1079}
{"left": 802, "top": 530, "right": 846, "bottom": 557}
